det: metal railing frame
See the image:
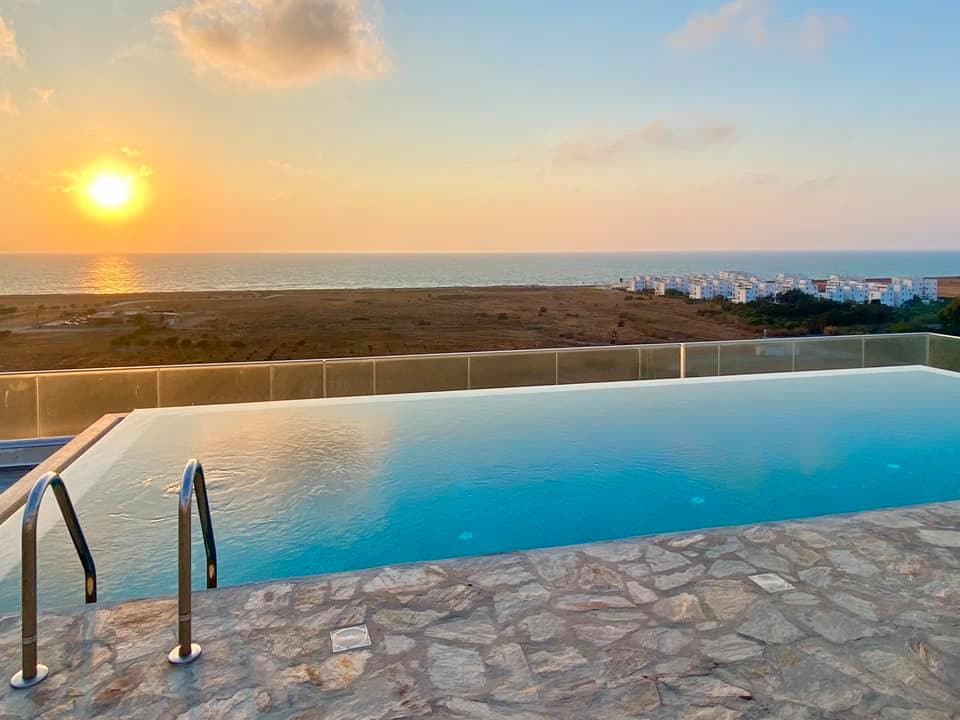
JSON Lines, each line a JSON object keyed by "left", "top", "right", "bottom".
{"left": 10, "top": 471, "right": 96, "bottom": 689}
{"left": 168, "top": 458, "right": 217, "bottom": 665}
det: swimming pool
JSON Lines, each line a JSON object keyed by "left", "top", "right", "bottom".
{"left": 0, "top": 365, "right": 958, "bottom": 613}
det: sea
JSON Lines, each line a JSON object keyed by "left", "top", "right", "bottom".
{"left": 1, "top": 251, "right": 959, "bottom": 295}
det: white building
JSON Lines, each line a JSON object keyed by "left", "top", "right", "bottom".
{"left": 625, "top": 270, "right": 938, "bottom": 307}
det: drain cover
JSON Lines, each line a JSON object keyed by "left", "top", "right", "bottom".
{"left": 330, "top": 624, "right": 372, "bottom": 653}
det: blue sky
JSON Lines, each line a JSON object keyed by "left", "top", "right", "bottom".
{"left": 0, "top": 0, "right": 958, "bottom": 252}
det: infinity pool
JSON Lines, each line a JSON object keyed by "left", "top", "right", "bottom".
{"left": 1, "top": 366, "right": 958, "bottom": 612}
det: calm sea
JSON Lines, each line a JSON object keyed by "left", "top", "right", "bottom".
{"left": 1, "top": 252, "right": 959, "bottom": 295}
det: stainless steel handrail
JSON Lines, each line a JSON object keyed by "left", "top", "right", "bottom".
{"left": 10, "top": 471, "right": 96, "bottom": 689}
{"left": 168, "top": 458, "right": 217, "bottom": 665}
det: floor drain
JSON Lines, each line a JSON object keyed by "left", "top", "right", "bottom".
{"left": 330, "top": 624, "right": 372, "bottom": 653}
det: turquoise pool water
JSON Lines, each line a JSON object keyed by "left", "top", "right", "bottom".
{"left": 0, "top": 366, "right": 958, "bottom": 612}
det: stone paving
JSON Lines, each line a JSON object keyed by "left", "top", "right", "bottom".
{"left": 1, "top": 503, "right": 959, "bottom": 719}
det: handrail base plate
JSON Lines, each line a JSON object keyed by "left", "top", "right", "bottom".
{"left": 10, "top": 664, "right": 48, "bottom": 689}
{"left": 167, "top": 644, "right": 201, "bottom": 665}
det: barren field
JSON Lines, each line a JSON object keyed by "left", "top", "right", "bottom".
{"left": 0, "top": 287, "right": 759, "bottom": 372}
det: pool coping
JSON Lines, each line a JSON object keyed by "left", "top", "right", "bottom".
{"left": 0, "top": 414, "right": 126, "bottom": 526}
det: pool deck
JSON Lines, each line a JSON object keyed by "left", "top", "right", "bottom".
{"left": 1, "top": 503, "right": 959, "bottom": 719}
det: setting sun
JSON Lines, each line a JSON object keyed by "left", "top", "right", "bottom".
{"left": 75, "top": 165, "right": 149, "bottom": 222}
{"left": 87, "top": 173, "right": 134, "bottom": 210}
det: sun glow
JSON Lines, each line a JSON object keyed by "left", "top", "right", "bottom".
{"left": 75, "top": 165, "right": 149, "bottom": 222}
{"left": 87, "top": 173, "right": 134, "bottom": 210}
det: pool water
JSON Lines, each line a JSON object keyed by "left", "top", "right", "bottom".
{"left": 1, "top": 366, "right": 958, "bottom": 612}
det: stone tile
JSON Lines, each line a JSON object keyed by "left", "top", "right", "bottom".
{"left": 701, "top": 634, "right": 763, "bottom": 663}
{"left": 737, "top": 605, "right": 805, "bottom": 644}
{"left": 794, "top": 608, "right": 877, "bottom": 644}
{"left": 424, "top": 609, "right": 498, "bottom": 645}
{"left": 708, "top": 559, "right": 757, "bottom": 577}
{"left": 517, "top": 612, "right": 565, "bottom": 643}
{"left": 494, "top": 583, "right": 550, "bottom": 624}
{"left": 428, "top": 643, "right": 486, "bottom": 692}
{"left": 652, "top": 593, "right": 704, "bottom": 623}
{"left": 5, "top": 500, "right": 960, "bottom": 720}
{"left": 827, "top": 549, "right": 880, "bottom": 577}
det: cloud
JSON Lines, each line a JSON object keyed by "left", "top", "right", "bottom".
{"left": 32, "top": 87, "right": 54, "bottom": 105}
{"left": 120, "top": 145, "right": 144, "bottom": 158}
{"left": 790, "top": 12, "right": 849, "bottom": 56}
{"left": 666, "top": 0, "right": 769, "bottom": 51}
{"left": 52, "top": 161, "right": 154, "bottom": 194}
{"left": 0, "top": 90, "right": 18, "bottom": 114}
{"left": 666, "top": 0, "right": 847, "bottom": 58}
{"left": 155, "top": 0, "right": 388, "bottom": 88}
{"left": 0, "top": 16, "right": 24, "bottom": 65}
{"left": 268, "top": 159, "right": 325, "bottom": 177}
{"left": 546, "top": 121, "right": 738, "bottom": 167}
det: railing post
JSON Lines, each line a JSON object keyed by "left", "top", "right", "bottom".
{"left": 11, "top": 472, "right": 96, "bottom": 689}
{"left": 168, "top": 459, "right": 217, "bottom": 665}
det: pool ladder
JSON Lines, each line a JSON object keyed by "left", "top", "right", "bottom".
{"left": 10, "top": 459, "right": 218, "bottom": 689}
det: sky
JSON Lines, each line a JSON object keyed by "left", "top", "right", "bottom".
{"left": 0, "top": 0, "right": 958, "bottom": 253}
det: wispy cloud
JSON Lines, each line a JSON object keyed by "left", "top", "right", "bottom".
{"left": 32, "top": 87, "right": 54, "bottom": 106}
{"left": 268, "top": 159, "right": 327, "bottom": 178}
{"left": 0, "top": 90, "right": 18, "bottom": 114}
{"left": 120, "top": 145, "right": 144, "bottom": 158}
{"left": 666, "top": 0, "right": 848, "bottom": 58}
{"left": 0, "top": 16, "right": 24, "bottom": 66}
{"left": 544, "top": 121, "right": 738, "bottom": 167}
{"left": 155, "top": 0, "right": 388, "bottom": 89}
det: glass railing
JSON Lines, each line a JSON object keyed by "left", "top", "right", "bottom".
{"left": 0, "top": 332, "right": 949, "bottom": 441}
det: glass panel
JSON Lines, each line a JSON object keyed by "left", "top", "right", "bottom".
{"left": 325, "top": 360, "right": 375, "bottom": 397}
{"left": 38, "top": 369, "right": 158, "bottom": 436}
{"left": 684, "top": 344, "right": 719, "bottom": 378}
{"left": 158, "top": 365, "right": 270, "bottom": 408}
{"left": 375, "top": 355, "right": 469, "bottom": 394}
{"left": 557, "top": 348, "right": 639, "bottom": 384}
{"left": 718, "top": 341, "right": 794, "bottom": 375}
{"left": 0, "top": 374, "right": 38, "bottom": 440}
{"left": 640, "top": 346, "right": 681, "bottom": 379}
{"left": 271, "top": 362, "right": 325, "bottom": 401}
{"left": 794, "top": 337, "right": 863, "bottom": 371}
{"left": 470, "top": 351, "right": 556, "bottom": 389}
{"left": 863, "top": 335, "right": 927, "bottom": 368}
{"left": 929, "top": 334, "right": 960, "bottom": 372}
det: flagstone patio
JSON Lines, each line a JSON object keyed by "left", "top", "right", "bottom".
{"left": 1, "top": 502, "right": 959, "bottom": 719}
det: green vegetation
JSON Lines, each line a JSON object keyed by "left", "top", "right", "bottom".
{"left": 693, "top": 289, "right": 948, "bottom": 335}
{"left": 940, "top": 298, "right": 960, "bottom": 333}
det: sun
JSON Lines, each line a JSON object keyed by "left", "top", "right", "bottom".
{"left": 77, "top": 165, "right": 148, "bottom": 222}
{"left": 87, "top": 173, "right": 134, "bottom": 211}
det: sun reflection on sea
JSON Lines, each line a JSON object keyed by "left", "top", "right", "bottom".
{"left": 85, "top": 256, "right": 144, "bottom": 294}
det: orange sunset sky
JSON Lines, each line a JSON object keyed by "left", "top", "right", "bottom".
{"left": 1, "top": 1, "right": 958, "bottom": 253}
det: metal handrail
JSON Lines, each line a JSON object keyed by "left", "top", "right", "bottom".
{"left": 168, "top": 458, "right": 217, "bottom": 665}
{"left": 10, "top": 471, "right": 96, "bottom": 689}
